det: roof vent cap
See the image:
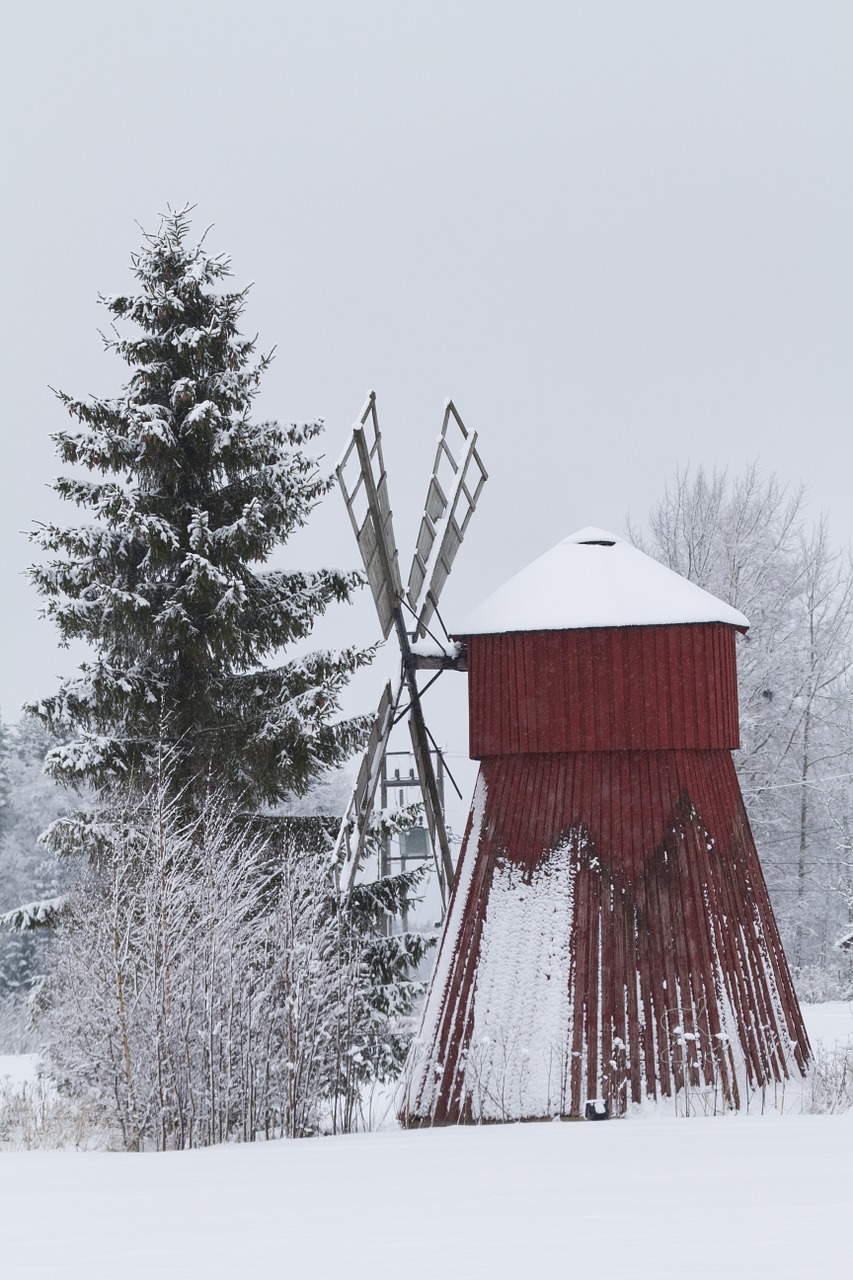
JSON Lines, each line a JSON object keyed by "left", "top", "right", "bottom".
{"left": 561, "top": 525, "right": 623, "bottom": 547}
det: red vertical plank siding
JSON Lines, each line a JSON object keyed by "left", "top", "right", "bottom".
{"left": 404, "top": 619, "right": 809, "bottom": 1125}
{"left": 467, "top": 623, "right": 740, "bottom": 757}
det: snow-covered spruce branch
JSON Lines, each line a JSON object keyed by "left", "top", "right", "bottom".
{"left": 0, "top": 899, "right": 64, "bottom": 932}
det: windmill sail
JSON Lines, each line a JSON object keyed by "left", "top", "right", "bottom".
{"left": 337, "top": 393, "right": 403, "bottom": 640}
{"left": 334, "top": 393, "right": 486, "bottom": 901}
{"left": 407, "top": 713, "right": 454, "bottom": 891}
{"left": 336, "top": 676, "right": 402, "bottom": 890}
{"left": 406, "top": 401, "right": 488, "bottom": 639}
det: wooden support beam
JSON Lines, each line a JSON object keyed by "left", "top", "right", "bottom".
{"left": 410, "top": 646, "right": 468, "bottom": 672}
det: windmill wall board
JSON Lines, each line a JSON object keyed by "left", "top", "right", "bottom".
{"left": 401, "top": 529, "right": 810, "bottom": 1123}
{"left": 467, "top": 624, "right": 740, "bottom": 755}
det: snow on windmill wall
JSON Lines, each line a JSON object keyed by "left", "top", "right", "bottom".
{"left": 403, "top": 529, "right": 809, "bottom": 1123}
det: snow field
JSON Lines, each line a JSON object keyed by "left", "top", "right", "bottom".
{"left": 1, "top": 1110, "right": 850, "bottom": 1279}
{"left": 0, "top": 1002, "right": 850, "bottom": 1279}
{"left": 802, "top": 1000, "right": 853, "bottom": 1051}
{"left": 0, "top": 1055, "right": 40, "bottom": 1088}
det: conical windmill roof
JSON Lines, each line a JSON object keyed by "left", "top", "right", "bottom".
{"left": 457, "top": 526, "right": 749, "bottom": 635}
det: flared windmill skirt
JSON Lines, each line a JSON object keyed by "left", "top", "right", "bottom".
{"left": 401, "top": 750, "right": 810, "bottom": 1124}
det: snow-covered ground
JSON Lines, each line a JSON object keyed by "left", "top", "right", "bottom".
{"left": 803, "top": 999, "right": 853, "bottom": 1051}
{"left": 1, "top": 1003, "right": 850, "bottom": 1280}
{"left": 0, "top": 1054, "right": 40, "bottom": 1088}
{"left": 1, "top": 1111, "right": 850, "bottom": 1278}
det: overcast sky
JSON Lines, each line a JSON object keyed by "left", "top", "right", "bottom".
{"left": 2, "top": 1, "right": 852, "bottom": 817}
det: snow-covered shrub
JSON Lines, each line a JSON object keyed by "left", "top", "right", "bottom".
{"left": 40, "top": 777, "right": 428, "bottom": 1149}
{"left": 0, "top": 1066, "right": 104, "bottom": 1151}
{"left": 799, "top": 1039, "right": 853, "bottom": 1115}
{"left": 793, "top": 959, "right": 853, "bottom": 1005}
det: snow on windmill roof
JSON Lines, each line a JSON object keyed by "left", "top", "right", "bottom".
{"left": 456, "top": 526, "right": 750, "bottom": 635}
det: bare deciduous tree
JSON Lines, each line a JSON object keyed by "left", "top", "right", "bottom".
{"left": 631, "top": 465, "right": 853, "bottom": 995}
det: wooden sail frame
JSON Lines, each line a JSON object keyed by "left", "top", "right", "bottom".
{"left": 334, "top": 393, "right": 486, "bottom": 899}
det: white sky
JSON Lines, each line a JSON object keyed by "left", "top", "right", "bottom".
{"left": 2, "top": 1, "right": 852, "bottom": 820}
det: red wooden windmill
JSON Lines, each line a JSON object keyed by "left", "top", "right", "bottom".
{"left": 402, "top": 527, "right": 810, "bottom": 1122}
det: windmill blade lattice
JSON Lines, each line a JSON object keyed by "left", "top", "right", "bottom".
{"left": 334, "top": 392, "right": 486, "bottom": 901}
{"left": 335, "top": 676, "right": 402, "bottom": 891}
{"left": 337, "top": 394, "right": 403, "bottom": 641}
{"left": 406, "top": 401, "right": 488, "bottom": 641}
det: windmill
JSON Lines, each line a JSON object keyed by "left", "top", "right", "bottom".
{"left": 402, "top": 530, "right": 810, "bottom": 1123}
{"left": 334, "top": 392, "right": 488, "bottom": 905}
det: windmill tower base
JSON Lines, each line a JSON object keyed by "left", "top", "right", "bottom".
{"left": 401, "top": 751, "right": 810, "bottom": 1125}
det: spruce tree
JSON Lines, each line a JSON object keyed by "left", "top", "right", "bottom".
{"left": 28, "top": 207, "right": 369, "bottom": 809}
